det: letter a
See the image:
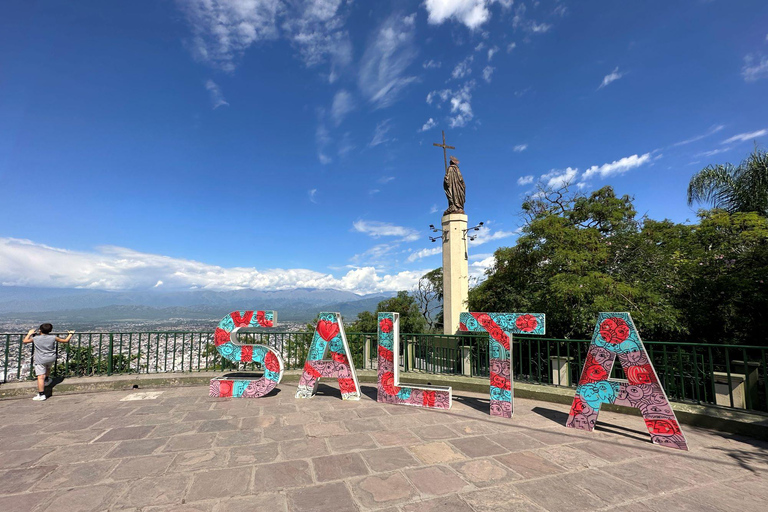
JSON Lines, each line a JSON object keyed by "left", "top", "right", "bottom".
{"left": 566, "top": 312, "right": 688, "bottom": 450}
{"left": 296, "top": 312, "right": 360, "bottom": 400}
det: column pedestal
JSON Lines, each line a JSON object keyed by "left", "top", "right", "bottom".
{"left": 442, "top": 213, "right": 469, "bottom": 335}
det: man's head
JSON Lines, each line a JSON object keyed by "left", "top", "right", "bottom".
{"left": 39, "top": 323, "right": 53, "bottom": 335}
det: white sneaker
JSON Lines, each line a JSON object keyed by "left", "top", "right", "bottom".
{"left": 32, "top": 394, "right": 47, "bottom": 401}
{"left": 44, "top": 377, "right": 53, "bottom": 387}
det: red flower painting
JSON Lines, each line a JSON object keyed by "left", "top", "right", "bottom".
{"left": 264, "top": 351, "right": 280, "bottom": 372}
{"left": 230, "top": 311, "right": 254, "bottom": 327}
{"left": 240, "top": 346, "right": 253, "bottom": 362}
{"left": 515, "top": 314, "right": 538, "bottom": 332}
{"left": 381, "top": 372, "right": 400, "bottom": 396}
{"left": 379, "top": 317, "right": 393, "bottom": 333}
{"left": 338, "top": 378, "right": 357, "bottom": 394}
{"left": 599, "top": 317, "right": 630, "bottom": 344}
{"left": 378, "top": 346, "right": 394, "bottom": 362}
{"left": 214, "top": 328, "right": 230, "bottom": 347}
{"left": 304, "top": 362, "right": 321, "bottom": 378}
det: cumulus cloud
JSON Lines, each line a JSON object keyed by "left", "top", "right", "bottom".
{"left": 427, "top": 81, "right": 476, "bottom": 128}
{"left": 582, "top": 153, "right": 651, "bottom": 180}
{"left": 406, "top": 247, "right": 441, "bottom": 262}
{"left": 423, "top": 0, "right": 492, "bottom": 30}
{"left": 482, "top": 65, "right": 495, "bottom": 83}
{"left": 598, "top": 67, "right": 624, "bottom": 89}
{"left": 722, "top": 129, "right": 767, "bottom": 144}
{"left": 419, "top": 118, "right": 437, "bottom": 132}
{"left": 352, "top": 220, "right": 420, "bottom": 242}
{"left": 517, "top": 175, "right": 534, "bottom": 185}
{"left": 511, "top": 3, "right": 551, "bottom": 34}
{"left": 205, "top": 80, "right": 229, "bottom": 109}
{"left": 0, "top": 238, "right": 420, "bottom": 294}
{"left": 742, "top": 54, "right": 768, "bottom": 82}
{"left": 672, "top": 124, "right": 724, "bottom": 147}
{"left": 358, "top": 13, "right": 419, "bottom": 109}
{"left": 331, "top": 89, "right": 354, "bottom": 125}
{"left": 513, "top": 144, "right": 528, "bottom": 152}
{"left": 468, "top": 225, "right": 517, "bottom": 247}
{"left": 487, "top": 45, "right": 499, "bottom": 61}
{"left": 541, "top": 167, "right": 579, "bottom": 188}
{"left": 452, "top": 55, "right": 474, "bottom": 79}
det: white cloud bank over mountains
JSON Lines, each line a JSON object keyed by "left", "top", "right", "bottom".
{"left": 0, "top": 238, "right": 424, "bottom": 295}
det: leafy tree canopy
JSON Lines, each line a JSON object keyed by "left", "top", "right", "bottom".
{"left": 350, "top": 291, "right": 428, "bottom": 334}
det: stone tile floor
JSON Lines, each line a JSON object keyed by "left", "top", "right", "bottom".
{"left": 0, "top": 381, "right": 766, "bottom": 512}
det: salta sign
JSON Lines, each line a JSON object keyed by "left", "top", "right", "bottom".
{"left": 209, "top": 310, "right": 687, "bottom": 450}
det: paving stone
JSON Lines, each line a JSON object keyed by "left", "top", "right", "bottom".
{"left": 412, "top": 424, "right": 458, "bottom": 441}
{"left": 515, "top": 474, "right": 603, "bottom": 511}
{"left": 43, "top": 483, "right": 126, "bottom": 512}
{"left": 494, "top": 450, "right": 566, "bottom": 479}
{"left": 485, "top": 432, "right": 546, "bottom": 452}
{"left": 344, "top": 418, "right": 385, "bottom": 433}
{"left": 106, "top": 437, "right": 168, "bottom": 458}
{"left": 355, "top": 406, "right": 389, "bottom": 418}
{"left": 4, "top": 434, "right": 51, "bottom": 451}
{"left": 109, "top": 454, "right": 175, "bottom": 480}
{"left": 449, "top": 436, "right": 507, "bottom": 458}
{"left": 287, "top": 482, "right": 358, "bottom": 512}
{"left": 263, "top": 424, "right": 306, "bottom": 442}
{"left": 360, "top": 446, "right": 421, "bottom": 472}
{"left": 0, "top": 490, "right": 55, "bottom": 512}
{"left": 169, "top": 449, "right": 229, "bottom": 473}
{"left": 37, "top": 443, "right": 114, "bottom": 465}
{"left": 37, "top": 460, "right": 118, "bottom": 490}
{"left": 327, "top": 433, "right": 378, "bottom": 453}
{"left": 197, "top": 419, "right": 240, "bottom": 433}
{"left": 214, "top": 429, "right": 262, "bottom": 447}
{"left": 524, "top": 428, "right": 582, "bottom": 446}
{"left": 93, "top": 426, "right": 155, "bottom": 442}
{"left": 281, "top": 412, "right": 321, "bottom": 426}
{"left": 607, "top": 459, "right": 696, "bottom": 493}
{"left": 0, "top": 466, "right": 56, "bottom": 494}
{"left": 252, "top": 460, "right": 313, "bottom": 491}
{"left": 350, "top": 472, "right": 419, "bottom": 508}
{"left": 0, "top": 448, "right": 53, "bottom": 469}
{"left": 120, "top": 473, "right": 191, "bottom": 508}
{"left": 449, "top": 421, "right": 502, "bottom": 436}
{"left": 409, "top": 442, "right": 467, "bottom": 464}
{"left": 559, "top": 469, "right": 647, "bottom": 506}
{"left": 187, "top": 468, "right": 251, "bottom": 502}
{"left": 460, "top": 484, "right": 542, "bottom": 512}
{"left": 211, "top": 494, "right": 286, "bottom": 512}
{"left": 536, "top": 444, "right": 610, "bottom": 469}
{"left": 164, "top": 433, "right": 217, "bottom": 452}
{"left": 371, "top": 429, "right": 421, "bottom": 447}
{"left": 312, "top": 452, "right": 369, "bottom": 482}
{"left": 147, "top": 421, "right": 200, "bottom": 438}
{"left": 241, "top": 415, "right": 277, "bottom": 429}
{"left": 280, "top": 438, "right": 329, "bottom": 459}
{"left": 451, "top": 458, "right": 518, "bottom": 487}
{"left": 228, "top": 442, "right": 279, "bottom": 467}
{"left": 401, "top": 495, "right": 475, "bottom": 512}
{"left": 305, "top": 421, "right": 349, "bottom": 437}
{"left": 404, "top": 465, "right": 471, "bottom": 496}
{"left": 568, "top": 439, "right": 652, "bottom": 462}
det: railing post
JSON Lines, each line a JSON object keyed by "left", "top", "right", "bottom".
{"left": 363, "top": 336, "right": 371, "bottom": 370}
{"left": 107, "top": 334, "right": 114, "bottom": 375}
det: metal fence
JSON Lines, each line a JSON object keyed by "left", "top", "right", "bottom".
{"left": 3, "top": 331, "right": 766, "bottom": 413}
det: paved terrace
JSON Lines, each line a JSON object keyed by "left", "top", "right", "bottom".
{"left": 1, "top": 382, "right": 766, "bottom": 512}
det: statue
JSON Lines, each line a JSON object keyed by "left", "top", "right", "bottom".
{"left": 443, "top": 155, "right": 465, "bottom": 215}
{"left": 433, "top": 130, "right": 465, "bottom": 216}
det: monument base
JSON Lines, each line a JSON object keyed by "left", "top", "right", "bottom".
{"left": 442, "top": 213, "right": 469, "bottom": 335}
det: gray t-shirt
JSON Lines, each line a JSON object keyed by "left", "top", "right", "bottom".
{"left": 33, "top": 334, "right": 57, "bottom": 365}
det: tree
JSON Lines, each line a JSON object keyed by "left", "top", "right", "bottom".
{"left": 413, "top": 268, "right": 443, "bottom": 331}
{"left": 687, "top": 147, "right": 768, "bottom": 216}
{"left": 350, "top": 291, "right": 429, "bottom": 334}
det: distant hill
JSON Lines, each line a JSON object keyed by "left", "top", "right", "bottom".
{"left": 0, "top": 286, "right": 394, "bottom": 326}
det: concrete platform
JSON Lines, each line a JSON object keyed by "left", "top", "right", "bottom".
{"left": 1, "top": 381, "right": 766, "bottom": 511}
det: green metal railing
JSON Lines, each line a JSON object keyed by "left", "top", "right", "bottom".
{"left": 3, "top": 331, "right": 766, "bottom": 413}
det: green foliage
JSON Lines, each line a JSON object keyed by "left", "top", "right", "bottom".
{"left": 351, "top": 291, "right": 429, "bottom": 334}
{"left": 687, "top": 147, "right": 768, "bottom": 216}
{"left": 51, "top": 345, "right": 134, "bottom": 377}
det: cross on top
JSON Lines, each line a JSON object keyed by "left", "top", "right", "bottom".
{"left": 432, "top": 130, "right": 455, "bottom": 171}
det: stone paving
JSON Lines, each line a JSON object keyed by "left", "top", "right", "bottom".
{"left": 0, "top": 381, "right": 767, "bottom": 512}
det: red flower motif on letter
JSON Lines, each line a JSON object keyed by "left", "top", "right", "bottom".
{"left": 332, "top": 352, "right": 349, "bottom": 366}
{"left": 231, "top": 311, "right": 254, "bottom": 327}
{"left": 214, "top": 328, "right": 230, "bottom": 347}
{"left": 338, "top": 378, "right": 356, "bottom": 394}
{"left": 515, "top": 314, "right": 538, "bottom": 332}
{"left": 240, "top": 346, "right": 253, "bottom": 362}
{"left": 317, "top": 319, "right": 340, "bottom": 341}
{"left": 304, "top": 362, "right": 322, "bottom": 378}
{"left": 626, "top": 364, "right": 656, "bottom": 385}
{"left": 379, "top": 318, "right": 393, "bottom": 333}
{"left": 600, "top": 317, "right": 630, "bottom": 344}
{"left": 256, "top": 311, "right": 273, "bottom": 327}
{"left": 381, "top": 371, "right": 400, "bottom": 396}
{"left": 378, "top": 346, "right": 394, "bottom": 362}
{"left": 218, "top": 380, "right": 233, "bottom": 397}
{"left": 423, "top": 391, "right": 436, "bottom": 407}
{"left": 264, "top": 351, "right": 280, "bottom": 372}
{"left": 490, "top": 371, "right": 511, "bottom": 391}
{"left": 644, "top": 418, "right": 681, "bottom": 436}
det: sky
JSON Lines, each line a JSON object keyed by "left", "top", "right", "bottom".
{"left": 1, "top": 0, "right": 767, "bottom": 295}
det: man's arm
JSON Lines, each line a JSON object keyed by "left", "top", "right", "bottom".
{"left": 23, "top": 329, "right": 36, "bottom": 344}
{"left": 55, "top": 331, "right": 75, "bottom": 343}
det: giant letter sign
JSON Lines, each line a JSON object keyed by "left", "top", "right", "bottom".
{"left": 566, "top": 312, "right": 688, "bottom": 450}
{"left": 377, "top": 312, "right": 452, "bottom": 409}
{"left": 459, "top": 312, "right": 546, "bottom": 418}
{"left": 296, "top": 312, "right": 360, "bottom": 400}
{"left": 210, "top": 310, "right": 285, "bottom": 398}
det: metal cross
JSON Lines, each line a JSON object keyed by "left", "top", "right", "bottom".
{"left": 432, "top": 130, "right": 455, "bottom": 172}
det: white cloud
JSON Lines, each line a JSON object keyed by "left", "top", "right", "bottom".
{"left": 352, "top": 220, "right": 420, "bottom": 242}
{"left": 419, "top": 118, "right": 438, "bottom": 132}
{"left": 430, "top": 204, "right": 439, "bottom": 214}
{"left": 204, "top": 79, "right": 229, "bottom": 109}
{"left": 506, "top": 41, "right": 516, "bottom": 53}
{"left": 452, "top": 55, "right": 474, "bottom": 79}
{"left": 487, "top": 45, "right": 499, "bottom": 61}
{"left": 358, "top": 13, "right": 419, "bottom": 109}
{"left": 428, "top": 81, "right": 476, "bottom": 128}
{"left": 511, "top": 3, "right": 551, "bottom": 35}
{"left": 513, "top": 144, "right": 528, "bottom": 152}
{"left": 423, "top": 59, "right": 442, "bottom": 69}
{"left": 337, "top": 131, "right": 355, "bottom": 156}
{"left": 316, "top": 117, "right": 332, "bottom": 164}
{"left": 378, "top": 176, "right": 396, "bottom": 184}
{"left": 423, "top": 0, "right": 492, "bottom": 30}
{"left": 722, "top": 129, "right": 767, "bottom": 144}
{"left": 468, "top": 225, "right": 516, "bottom": 247}
{"left": 482, "top": 65, "right": 495, "bottom": 83}
{"left": 598, "top": 67, "right": 624, "bottom": 89}
{"left": 406, "top": 247, "right": 441, "bottom": 262}
{"left": 469, "top": 255, "right": 495, "bottom": 279}
{"left": 582, "top": 153, "right": 651, "bottom": 180}
{"left": 517, "top": 175, "right": 534, "bottom": 186}
{"left": 0, "top": 237, "right": 420, "bottom": 294}
{"left": 541, "top": 167, "right": 579, "bottom": 188}
{"left": 154, "top": 280, "right": 163, "bottom": 288}
{"left": 369, "top": 119, "right": 393, "bottom": 147}
{"left": 331, "top": 89, "right": 354, "bottom": 125}
{"left": 742, "top": 54, "right": 768, "bottom": 82}
{"left": 474, "top": 42, "right": 486, "bottom": 52}
{"left": 308, "top": 188, "right": 318, "bottom": 203}
{"left": 672, "top": 124, "right": 725, "bottom": 147}
{"left": 696, "top": 147, "right": 732, "bottom": 158}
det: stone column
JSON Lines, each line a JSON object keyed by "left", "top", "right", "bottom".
{"left": 442, "top": 213, "right": 469, "bottom": 335}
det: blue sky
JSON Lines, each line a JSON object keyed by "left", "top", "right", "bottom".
{"left": 1, "top": 0, "right": 766, "bottom": 294}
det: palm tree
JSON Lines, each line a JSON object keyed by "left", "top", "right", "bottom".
{"left": 687, "top": 147, "right": 768, "bottom": 216}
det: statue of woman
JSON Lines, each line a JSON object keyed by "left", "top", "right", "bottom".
{"left": 443, "top": 155, "right": 466, "bottom": 215}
